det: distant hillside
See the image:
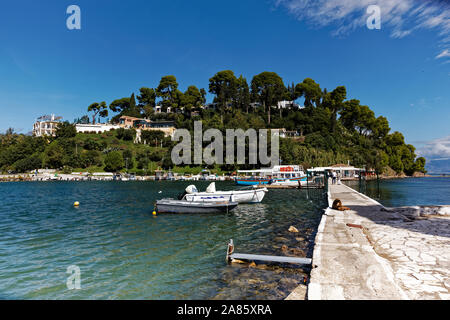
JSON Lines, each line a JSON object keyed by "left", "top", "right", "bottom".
{"left": 426, "top": 158, "right": 450, "bottom": 174}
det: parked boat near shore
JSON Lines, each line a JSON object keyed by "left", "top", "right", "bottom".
{"left": 181, "top": 183, "right": 268, "bottom": 204}
{"left": 156, "top": 199, "right": 238, "bottom": 214}
{"left": 235, "top": 165, "right": 307, "bottom": 186}
{"left": 269, "top": 179, "right": 306, "bottom": 187}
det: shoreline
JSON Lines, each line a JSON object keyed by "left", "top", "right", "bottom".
{"left": 0, "top": 173, "right": 448, "bottom": 183}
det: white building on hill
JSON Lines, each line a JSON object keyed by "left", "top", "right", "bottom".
{"left": 33, "top": 114, "right": 63, "bottom": 137}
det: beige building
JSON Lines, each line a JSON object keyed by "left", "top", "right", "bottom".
{"left": 118, "top": 116, "right": 176, "bottom": 137}
{"left": 33, "top": 115, "right": 63, "bottom": 137}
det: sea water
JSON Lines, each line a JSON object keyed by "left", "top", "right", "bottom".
{"left": 0, "top": 181, "right": 325, "bottom": 299}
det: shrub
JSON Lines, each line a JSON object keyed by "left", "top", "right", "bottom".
{"left": 81, "top": 150, "right": 102, "bottom": 168}
{"left": 116, "top": 128, "right": 135, "bottom": 141}
{"left": 104, "top": 151, "right": 124, "bottom": 172}
{"left": 13, "top": 154, "right": 42, "bottom": 173}
{"left": 62, "top": 166, "right": 73, "bottom": 174}
{"left": 83, "top": 138, "right": 103, "bottom": 151}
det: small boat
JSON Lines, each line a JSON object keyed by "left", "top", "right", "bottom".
{"left": 181, "top": 183, "right": 268, "bottom": 204}
{"left": 270, "top": 179, "right": 309, "bottom": 187}
{"left": 156, "top": 199, "right": 238, "bottom": 214}
{"left": 269, "top": 180, "right": 298, "bottom": 187}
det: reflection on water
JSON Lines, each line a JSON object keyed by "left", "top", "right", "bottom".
{"left": 0, "top": 181, "right": 325, "bottom": 299}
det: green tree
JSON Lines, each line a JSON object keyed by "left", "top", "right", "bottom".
{"left": 371, "top": 116, "right": 390, "bottom": 140}
{"left": 74, "top": 115, "right": 90, "bottom": 124}
{"left": 110, "top": 97, "right": 130, "bottom": 113}
{"left": 156, "top": 75, "right": 179, "bottom": 111}
{"left": 340, "top": 99, "right": 361, "bottom": 131}
{"left": 356, "top": 105, "right": 375, "bottom": 136}
{"left": 180, "top": 85, "right": 203, "bottom": 114}
{"left": 128, "top": 93, "right": 139, "bottom": 116}
{"left": 251, "top": 72, "right": 286, "bottom": 125}
{"left": 136, "top": 149, "right": 151, "bottom": 169}
{"left": 44, "top": 143, "right": 65, "bottom": 168}
{"left": 104, "top": 151, "right": 124, "bottom": 172}
{"left": 385, "top": 132, "right": 405, "bottom": 147}
{"left": 209, "top": 70, "right": 238, "bottom": 111}
{"left": 13, "top": 154, "right": 42, "bottom": 173}
{"left": 83, "top": 138, "right": 105, "bottom": 151}
{"left": 414, "top": 157, "right": 426, "bottom": 173}
{"left": 81, "top": 150, "right": 102, "bottom": 168}
{"left": 235, "top": 75, "right": 250, "bottom": 113}
{"left": 55, "top": 122, "right": 76, "bottom": 139}
{"left": 200, "top": 88, "right": 207, "bottom": 105}
{"left": 87, "top": 101, "right": 108, "bottom": 124}
{"left": 141, "top": 130, "right": 165, "bottom": 146}
{"left": 116, "top": 128, "right": 135, "bottom": 141}
{"left": 123, "top": 149, "right": 134, "bottom": 170}
{"left": 294, "top": 78, "right": 322, "bottom": 108}
{"left": 323, "top": 86, "right": 346, "bottom": 133}
{"left": 137, "top": 87, "right": 156, "bottom": 117}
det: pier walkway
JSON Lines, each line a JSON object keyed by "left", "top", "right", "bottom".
{"left": 304, "top": 183, "right": 450, "bottom": 300}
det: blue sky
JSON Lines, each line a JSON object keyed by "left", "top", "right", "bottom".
{"left": 1, "top": 0, "right": 449, "bottom": 160}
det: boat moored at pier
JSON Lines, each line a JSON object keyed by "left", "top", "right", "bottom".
{"left": 181, "top": 183, "right": 267, "bottom": 203}
{"left": 156, "top": 199, "right": 238, "bottom": 214}
{"left": 235, "top": 165, "right": 307, "bottom": 186}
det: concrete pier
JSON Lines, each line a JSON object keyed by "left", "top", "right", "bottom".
{"left": 301, "top": 183, "right": 449, "bottom": 300}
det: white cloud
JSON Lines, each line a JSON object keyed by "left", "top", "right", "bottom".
{"left": 275, "top": 0, "right": 450, "bottom": 60}
{"left": 436, "top": 49, "right": 450, "bottom": 59}
{"left": 417, "top": 135, "right": 450, "bottom": 160}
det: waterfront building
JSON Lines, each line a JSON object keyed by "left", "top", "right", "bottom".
{"left": 308, "top": 164, "right": 362, "bottom": 178}
{"left": 32, "top": 114, "right": 63, "bottom": 137}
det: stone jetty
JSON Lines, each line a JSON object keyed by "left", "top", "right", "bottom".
{"left": 287, "top": 182, "right": 449, "bottom": 300}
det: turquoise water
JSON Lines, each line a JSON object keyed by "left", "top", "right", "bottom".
{"left": 345, "top": 177, "right": 450, "bottom": 207}
{"left": 0, "top": 181, "right": 325, "bottom": 299}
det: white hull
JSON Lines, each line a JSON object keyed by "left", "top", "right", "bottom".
{"left": 156, "top": 199, "right": 238, "bottom": 214}
{"left": 184, "top": 188, "right": 267, "bottom": 204}
{"left": 270, "top": 179, "right": 309, "bottom": 186}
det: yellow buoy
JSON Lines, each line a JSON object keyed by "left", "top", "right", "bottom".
{"left": 152, "top": 211, "right": 157, "bottom": 216}
{"left": 74, "top": 201, "right": 80, "bottom": 207}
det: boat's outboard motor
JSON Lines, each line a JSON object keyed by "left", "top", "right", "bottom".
{"left": 178, "top": 185, "right": 198, "bottom": 200}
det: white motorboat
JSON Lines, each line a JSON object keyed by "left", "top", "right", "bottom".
{"left": 156, "top": 199, "right": 238, "bottom": 214}
{"left": 270, "top": 179, "right": 309, "bottom": 187}
{"left": 180, "top": 183, "right": 267, "bottom": 204}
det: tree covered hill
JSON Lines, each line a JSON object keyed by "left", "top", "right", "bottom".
{"left": 0, "top": 71, "right": 426, "bottom": 175}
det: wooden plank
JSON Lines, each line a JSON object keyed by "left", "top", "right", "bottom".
{"left": 230, "top": 253, "right": 311, "bottom": 265}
